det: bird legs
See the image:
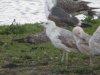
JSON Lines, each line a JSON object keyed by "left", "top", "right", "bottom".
{"left": 61, "top": 51, "right": 69, "bottom": 66}
{"left": 89, "top": 55, "right": 94, "bottom": 67}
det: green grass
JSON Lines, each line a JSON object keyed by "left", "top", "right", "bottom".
{"left": 0, "top": 20, "right": 100, "bottom": 75}
{"left": 83, "top": 17, "right": 100, "bottom": 35}
{"left": 0, "top": 23, "right": 43, "bottom": 35}
{"left": 51, "top": 66, "right": 100, "bottom": 74}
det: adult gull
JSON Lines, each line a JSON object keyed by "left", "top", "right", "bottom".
{"left": 41, "top": 20, "right": 78, "bottom": 63}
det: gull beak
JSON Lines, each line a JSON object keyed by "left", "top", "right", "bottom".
{"left": 40, "top": 22, "right": 44, "bottom": 24}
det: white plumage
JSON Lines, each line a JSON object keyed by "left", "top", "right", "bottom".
{"left": 72, "top": 26, "right": 100, "bottom": 66}
{"left": 72, "top": 27, "right": 92, "bottom": 55}
{"left": 41, "top": 20, "right": 77, "bottom": 63}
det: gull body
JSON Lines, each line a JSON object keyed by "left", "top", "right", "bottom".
{"left": 72, "top": 26, "right": 95, "bottom": 66}
{"left": 49, "top": 6, "right": 81, "bottom": 27}
{"left": 41, "top": 20, "right": 77, "bottom": 63}
{"left": 72, "top": 27, "right": 92, "bottom": 55}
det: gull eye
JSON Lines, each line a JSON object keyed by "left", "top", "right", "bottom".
{"left": 41, "top": 22, "right": 44, "bottom": 24}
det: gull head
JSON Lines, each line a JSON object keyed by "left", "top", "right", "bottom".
{"left": 41, "top": 20, "right": 56, "bottom": 29}
{"left": 72, "top": 26, "right": 84, "bottom": 39}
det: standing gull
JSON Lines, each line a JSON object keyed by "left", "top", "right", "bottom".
{"left": 72, "top": 26, "right": 97, "bottom": 66}
{"left": 41, "top": 20, "right": 77, "bottom": 63}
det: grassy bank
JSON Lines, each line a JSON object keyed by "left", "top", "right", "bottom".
{"left": 0, "top": 19, "right": 100, "bottom": 75}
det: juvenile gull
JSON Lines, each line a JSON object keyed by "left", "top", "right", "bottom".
{"left": 48, "top": 6, "right": 81, "bottom": 27}
{"left": 72, "top": 26, "right": 96, "bottom": 66}
{"left": 47, "top": 0, "right": 81, "bottom": 27}
{"left": 14, "top": 31, "right": 49, "bottom": 44}
{"left": 47, "top": 0, "right": 98, "bottom": 27}
{"left": 41, "top": 20, "right": 77, "bottom": 63}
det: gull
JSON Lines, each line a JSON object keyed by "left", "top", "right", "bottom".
{"left": 47, "top": 0, "right": 81, "bottom": 27}
{"left": 72, "top": 26, "right": 96, "bottom": 66}
{"left": 41, "top": 20, "right": 78, "bottom": 64}
{"left": 56, "top": 0, "right": 91, "bottom": 14}
{"left": 14, "top": 31, "right": 50, "bottom": 44}
{"left": 45, "top": 0, "right": 96, "bottom": 27}
{"left": 48, "top": 6, "right": 81, "bottom": 27}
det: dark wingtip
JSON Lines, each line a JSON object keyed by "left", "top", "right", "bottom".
{"left": 80, "top": 1, "right": 91, "bottom": 4}
{"left": 90, "top": 7, "right": 100, "bottom": 10}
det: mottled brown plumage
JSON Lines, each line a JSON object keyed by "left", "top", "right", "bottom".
{"left": 48, "top": 0, "right": 97, "bottom": 27}
{"left": 58, "top": 30, "right": 77, "bottom": 49}
{"left": 14, "top": 31, "right": 50, "bottom": 44}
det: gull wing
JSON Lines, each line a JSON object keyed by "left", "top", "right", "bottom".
{"left": 58, "top": 28, "right": 78, "bottom": 49}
